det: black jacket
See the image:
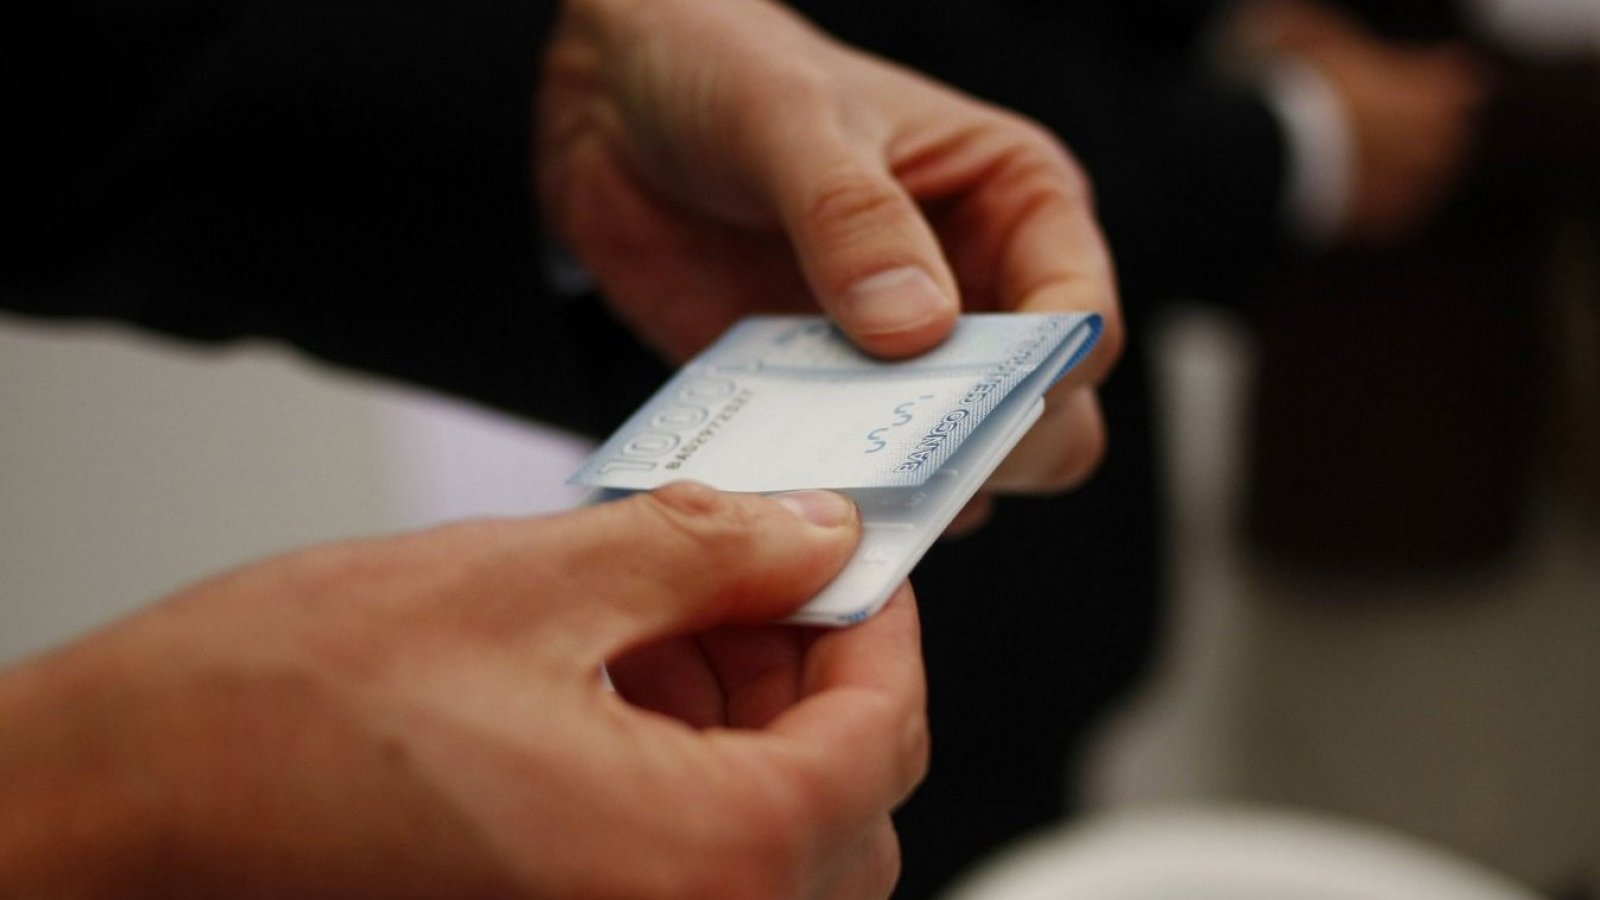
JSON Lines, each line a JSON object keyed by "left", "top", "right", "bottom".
{"left": 5, "top": 0, "right": 665, "bottom": 435}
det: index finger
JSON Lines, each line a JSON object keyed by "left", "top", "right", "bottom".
{"left": 903, "top": 112, "right": 1125, "bottom": 387}
{"left": 997, "top": 169, "right": 1124, "bottom": 390}
{"left": 763, "top": 586, "right": 929, "bottom": 826}
{"left": 917, "top": 117, "right": 1122, "bottom": 494}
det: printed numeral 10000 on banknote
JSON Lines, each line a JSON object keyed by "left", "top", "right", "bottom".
{"left": 572, "top": 313, "right": 1102, "bottom": 624}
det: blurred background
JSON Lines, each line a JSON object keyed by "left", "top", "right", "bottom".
{"left": 0, "top": 318, "right": 592, "bottom": 665}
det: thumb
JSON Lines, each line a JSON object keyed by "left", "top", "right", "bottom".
{"left": 760, "top": 135, "right": 959, "bottom": 358}
{"left": 549, "top": 483, "right": 861, "bottom": 652}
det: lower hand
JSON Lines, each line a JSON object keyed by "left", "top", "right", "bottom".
{"left": 0, "top": 484, "right": 927, "bottom": 899}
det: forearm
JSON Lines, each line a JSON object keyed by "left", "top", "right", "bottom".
{"left": 0, "top": 611, "right": 517, "bottom": 899}
{"left": 0, "top": 645, "right": 156, "bottom": 897}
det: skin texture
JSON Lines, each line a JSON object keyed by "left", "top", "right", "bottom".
{"left": 538, "top": 0, "right": 1124, "bottom": 500}
{"left": 0, "top": 486, "right": 928, "bottom": 899}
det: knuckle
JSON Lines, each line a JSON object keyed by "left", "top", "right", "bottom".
{"left": 759, "top": 62, "right": 841, "bottom": 115}
{"left": 1061, "top": 157, "right": 1095, "bottom": 207}
{"left": 691, "top": 786, "right": 810, "bottom": 900}
{"left": 857, "top": 692, "right": 929, "bottom": 800}
{"left": 649, "top": 479, "right": 730, "bottom": 519}
{"left": 996, "top": 113, "right": 1095, "bottom": 204}
{"left": 1093, "top": 308, "right": 1128, "bottom": 370}
{"left": 1017, "top": 149, "right": 1095, "bottom": 217}
{"left": 804, "top": 168, "right": 911, "bottom": 241}
{"left": 901, "top": 715, "right": 932, "bottom": 791}
{"left": 1044, "top": 413, "right": 1107, "bottom": 492}
{"left": 644, "top": 483, "right": 759, "bottom": 555}
{"left": 866, "top": 826, "right": 905, "bottom": 898}
{"left": 738, "top": 780, "right": 811, "bottom": 865}
{"left": 734, "top": 60, "right": 842, "bottom": 152}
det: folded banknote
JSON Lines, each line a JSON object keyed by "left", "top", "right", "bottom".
{"left": 572, "top": 313, "right": 1103, "bottom": 624}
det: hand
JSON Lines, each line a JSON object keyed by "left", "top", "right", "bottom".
{"left": 0, "top": 484, "right": 928, "bottom": 899}
{"left": 1242, "top": 0, "right": 1488, "bottom": 244}
{"left": 537, "top": 0, "right": 1123, "bottom": 501}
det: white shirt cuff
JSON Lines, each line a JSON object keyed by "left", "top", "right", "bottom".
{"left": 1260, "top": 59, "right": 1355, "bottom": 248}
{"left": 1466, "top": 0, "right": 1600, "bottom": 60}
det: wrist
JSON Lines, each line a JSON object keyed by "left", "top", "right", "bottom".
{"left": 1260, "top": 56, "right": 1355, "bottom": 247}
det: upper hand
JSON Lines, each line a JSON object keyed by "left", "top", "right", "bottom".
{"left": 537, "top": 0, "right": 1123, "bottom": 499}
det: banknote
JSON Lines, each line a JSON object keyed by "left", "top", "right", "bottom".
{"left": 572, "top": 312, "right": 1103, "bottom": 624}
{"left": 572, "top": 314, "right": 1102, "bottom": 492}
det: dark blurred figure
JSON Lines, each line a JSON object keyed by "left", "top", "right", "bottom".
{"left": 1083, "top": 4, "right": 1600, "bottom": 898}
{"left": 1235, "top": 0, "right": 1600, "bottom": 575}
{"left": 1226, "top": 3, "right": 1600, "bottom": 895}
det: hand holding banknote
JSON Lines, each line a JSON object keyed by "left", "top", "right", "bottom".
{"left": 0, "top": 486, "right": 927, "bottom": 898}
{"left": 539, "top": 0, "right": 1123, "bottom": 497}
{"left": 0, "top": 1, "right": 1118, "bottom": 896}
{"left": 575, "top": 313, "right": 1105, "bottom": 623}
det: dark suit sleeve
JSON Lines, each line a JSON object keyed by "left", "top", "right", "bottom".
{"left": 1051, "top": 55, "right": 1289, "bottom": 309}
{"left": 3, "top": 0, "right": 665, "bottom": 435}
{"left": 928, "top": 1, "right": 1292, "bottom": 310}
